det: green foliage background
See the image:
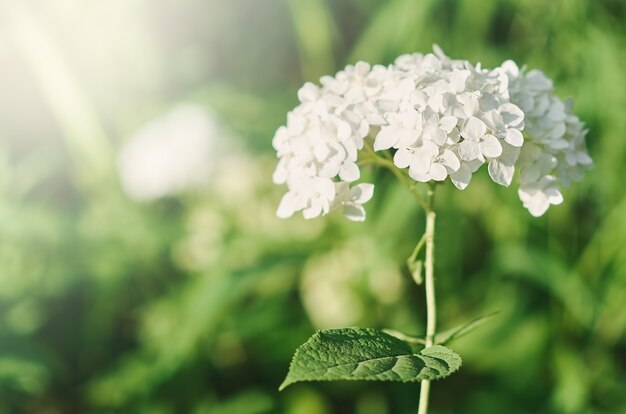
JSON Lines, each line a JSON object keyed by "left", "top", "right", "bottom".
{"left": 0, "top": 0, "right": 625, "bottom": 413}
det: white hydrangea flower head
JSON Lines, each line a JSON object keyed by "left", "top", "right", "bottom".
{"left": 501, "top": 60, "right": 593, "bottom": 216}
{"left": 273, "top": 47, "right": 592, "bottom": 220}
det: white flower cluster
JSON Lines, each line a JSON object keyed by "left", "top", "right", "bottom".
{"left": 501, "top": 61, "right": 593, "bottom": 216}
{"left": 273, "top": 47, "right": 591, "bottom": 220}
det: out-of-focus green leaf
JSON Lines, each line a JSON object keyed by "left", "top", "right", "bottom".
{"left": 194, "top": 390, "right": 274, "bottom": 414}
{"left": 491, "top": 245, "right": 596, "bottom": 327}
{"left": 286, "top": 0, "right": 337, "bottom": 79}
{"left": 349, "top": 0, "right": 436, "bottom": 63}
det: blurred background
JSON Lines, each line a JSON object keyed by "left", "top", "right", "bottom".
{"left": 0, "top": 0, "right": 625, "bottom": 413}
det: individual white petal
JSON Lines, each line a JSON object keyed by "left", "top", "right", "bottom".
{"left": 466, "top": 158, "right": 483, "bottom": 173}
{"left": 339, "top": 162, "right": 360, "bottom": 182}
{"left": 450, "top": 70, "right": 469, "bottom": 93}
{"left": 488, "top": 159, "right": 514, "bottom": 187}
{"left": 350, "top": 183, "right": 375, "bottom": 204}
{"left": 357, "top": 121, "right": 370, "bottom": 138}
{"left": 439, "top": 116, "right": 458, "bottom": 133}
{"left": 287, "top": 113, "right": 307, "bottom": 136}
{"left": 480, "top": 134, "right": 503, "bottom": 158}
{"left": 549, "top": 139, "right": 569, "bottom": 150}
{"left": 504, "top": 128, "right": 524, "bottom": 147}
{"left": 297, "top": 82, "right": 320, "bottom": 102}
{"left": 272, "top": 159, "right": 288, "bottom": 184}
{"left": 318, "top": 161, "right": 340, "bottom": 178}
{"left": 399, "top": 109, "right": 420, "bottom": 126}
{"left": 450, "top": 163, "right": 472, "bottom": 190}
{"left": 481, "top": 109, "right": 501, "bottom": 133}
{"left": 479, "top": 93, "right": 499, "bottom": 112}
{"left": 303, "top": 200, "right": 323, "bottom": 219}
{"left": 316, "top": 180, "right": 334, "bottom": 203}
{"left": 343, "top": 204, "right": 366, "bottom": 222}
{"left": 344, "top": 86, "right": 365, "bottom": 103}
{"left": 276, "top": 193, "right": 297, "bottom": 218}
{"left": 272, "top": 126, "right": 290, "bottom": 152}
{"left": 321, "top": 75, "right": 346, "bottom": 94}
{"left": 526, "top": 70, "right": 553, "bottom": 91}
{"left": 432, "top": 79, "right": 449, "bottom": 94}
{"left": 290, "top": 136, "right": 310, "bottom": 158}
{"left": 548, "top": 123, "right": 566, "bottom": 140}
{"left": 378, "top": 99, "right": 399, "bottom": 113}
{"left": 537, "top": 154, "right": 557, "bottom": 173}
{"left": 423, "top": 125, "right": 447, "bottom": 146}
{"left": 459, "top": 93, "right": 479, "bottom": 117}
{"left": 396, "top": 127, "right": 420, "bottom": 147}
{"left": 335, "top": 119, "right": 352, "bottom": 140}
{"left": 411, "top": 142, "right": 438, "bottom": 172}
{"left": 410, "top": 90, "right": 428, "bottom": 109}
{"left": 374, "top": 127, "right": 398, "bottom": 151}
{"left": 313, "top": 141, "right": 330, "bottom": 161}
{"left": 545, "top": 187, "right": 564, "bottom": 205}
{"left": 334, "top": 182, "right": 350, "bottom": 199}
{"left": 498, "top": 142, "right": 522, "bottom": 164}
{"left": 440, "top": 149, "right": 460, "bottom": 171}
{"left": 321, "top": 197, "right": 331, "bottom": 215}
{"left": 421, "top": 140, "right": 440, "bottom": 157}
{"left": 394, "top": 148, "right": 413, "bottom": 169}
{"left": 461, "top": 117, "right": 487, "bottom": 141}
{"left": 547, "top": 100, "right": 566, "bottom": 121}
{"left": 564, "top": 152, "right": 578, "bottom": 166}
{"left": 408, "top": 166, "right": 430, "bottom": 182}
{"left": 499, "top": 103, "right": 525, "bottom": 127}
{"left": 429, "top": 163, "right": 448, "bottom": 181}
{"left": 367, "top": 112, "right": 386, "bottom": 125}
{"left": 576, "top": 152, "right": 593, "bottom": 165}
{"left": 458, "top": 140, "right": 481, "bottom": 161}
{"left": 355, "top": 61, "right": 371, "bottom": 76}
{"left": 428, "top": 93, "right": 444, "bottom": 112}
{"left": 517, "top": 185, "right": 534, "bottom": 203}
{"left": 500, "top": 60, "right": 520, "bottom": 77}
{"left": 410, "top": 154, "right": 431, "bottom": 174}
{"left": 516, "top": 92, "right": 534, "bottom": 113}
{"left": 524, "top": 192, "right": 550, "bottom": 217}
{"left": 531, "top": 95, "right": 550, "bottom": 116}
{"left": 519, "top": 165, "right": 540, "bottom": 185}
{"left": 325, "top": 94, "right": 344, "bottom": 108}
{"left": 343, "top": 141, "right": 358, "bottom": 161}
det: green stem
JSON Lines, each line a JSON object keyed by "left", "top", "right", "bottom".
{"left": 418, "top": 187, "right": 437, "bottom": 414}
{"left": 359, "top": 145, "right": 429, "bottom": 210}
{"left": 362, "top": 141, "right": 438, "bottom": 412}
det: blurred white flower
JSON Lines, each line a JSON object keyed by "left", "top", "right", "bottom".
{"left": 273, "top": 47, "right": 591, "bottom": 219}
{"left": 300, "top": 239, "right": 404, "bottom": 329}
{"left": 501, "top": 61, "right": 593, "bottom": 216}
{"left": 118, "top": 104, "right": 220, "bottom": 201}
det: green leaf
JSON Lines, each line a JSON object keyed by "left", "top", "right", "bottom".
{"left": 279, "top": 328, "right": 461, "bottom": 391}
{"left": 435, "top": 312, "right": 499, "bottom": 345}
